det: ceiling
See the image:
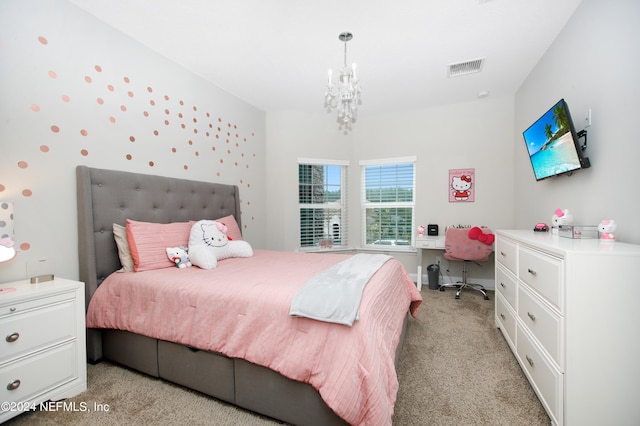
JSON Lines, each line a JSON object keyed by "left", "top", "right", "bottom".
{"left": 68, "top": 0, "right": 583, "bottom": 116}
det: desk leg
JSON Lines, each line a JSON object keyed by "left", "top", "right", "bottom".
{"left": 416, "top": 248, "right": 424, "bottom": 291}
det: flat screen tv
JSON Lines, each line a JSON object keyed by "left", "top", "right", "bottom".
{"left": 522, "top": 99, "right": 590, "bottom": 181}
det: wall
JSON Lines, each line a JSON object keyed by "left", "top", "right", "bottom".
{"left": 0, "top": 0, "right": 266, "bottom": 283}
{"left": 266, "top": 97, "right": 516, "bottom": 286}
{"left": 514, "top": 0, "right": 640, "bottom": 244}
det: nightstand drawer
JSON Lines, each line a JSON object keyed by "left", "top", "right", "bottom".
{"left": 516, "top": 324, "right": 562, "bottom": 425}
{"left": 495, "top": 265, "right": 517, "bottom": 310}
{"left": 0, "top": 300, "right": 76, "bottom": 364}
{"left": 496, "top": 238, "right": 517, "bottom": 274}
{"left": 0, "top": 342, "right": 78, "bottom": 406}
{"left": 518, "top": 247, "right": 562, "bottom": 312}
{"left": 518, "top": 285, "right": 562, "bottom": 367}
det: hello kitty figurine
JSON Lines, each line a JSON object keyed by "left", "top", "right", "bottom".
{"left": 550, "top": 208, "right": 574, "bottom": 235}
{"left": 418, "top": 225, "right": 425, "bottom": 237}
{"left": 598, "top": 220, "right": 616, "bottom": 241}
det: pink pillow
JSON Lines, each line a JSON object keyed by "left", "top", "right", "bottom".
{"left": 214, "top": 215, "right": 242, "bottom": 241}
{"left": 126, "top": 219, "right": 194, "bottom": 272}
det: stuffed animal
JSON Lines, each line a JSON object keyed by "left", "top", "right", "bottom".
{"left": 188, "top": 220, "right": 253, "bottom": 269}
{"left": 551, "top": 208, "right": 574, "bottom": 235}
{"left": 598, "top": 219, "right": 616, "bottom": 241}
{"left": 166, "top": 246, "right": 192, "bottom": 268}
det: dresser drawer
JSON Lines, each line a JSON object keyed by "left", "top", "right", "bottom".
{"left": 496, "top": 238, "right": 517, "bottom": 274}
{"left": 518, "top": 285, "right": 562, "bottom": 368}
{"left": 0, "top": 342, "right": 78, "bottom": 406}
{"left": 516, "top": 324, "right": 562, "bottom": 425}
{"left": 495, "top": 293, "right": 516, "bottom": 349}
{"left": 518, "top": 247, "right": 563, "bottom": 312}
{"left": 495, "top": 265, "right": 517, "bottom": 311}
{"left": 0, "top": 299, "right": 77, "bottom": 364}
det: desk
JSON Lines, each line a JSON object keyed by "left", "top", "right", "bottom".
{"left": 415, "top": 236, "right": 445, "bottom": 291}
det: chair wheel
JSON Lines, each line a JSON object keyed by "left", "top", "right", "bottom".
{"left": 455, "top": 295, "right": 460, "bottom": 299}
{"left": 484, "top": 296, "right": 490, "bottom": 300}
{"left": 439, "top": 287, "right": 445, "bottom": 292}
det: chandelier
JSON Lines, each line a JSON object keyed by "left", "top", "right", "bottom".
{"left": 324, "top": 32, "right": 361, "bottom": 133}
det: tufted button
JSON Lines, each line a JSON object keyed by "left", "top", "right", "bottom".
{"left": 100, "top": 229, "right": 104, "bottom": 233}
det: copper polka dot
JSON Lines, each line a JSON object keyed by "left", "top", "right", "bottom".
{"left": 215, "top": 134, "right": 219, "bottom": 139}
{"left": 150, "top": 100, "right": 156, "bottom": 106}
{"left": 124, "top": 76, "right": 130, "bottom": 83}
{"left": 20, "top": 243, "right": 30, "bottom": 251}
{"left": 51, "top": 125, "right": 59, "bottom": 133}
{"left": 143, "top": 111, "right": 149, "bottom": 117}
{"left": 80, "top": 149, "right": 88, "bottom": 156}
{"left": 164, "top": 120, "right": 169, "bottom": 126}
{"left": 17, "top": 161, "right": 28, "bottom": 168}
{"left": 126, "top": 154, "right": 132, "bottom": 160}
{"left": 48, "top": 70, "right": 57, "bottom": 79}
{"left": 172, "top": 147, "right": 177, "bottom": 153}
{"left": 95, "top": 65, "right": 102, "bottom": 72}
{"left": 227, "top": 123, "right": 231, "bottom": 128}
{"left": 149, "top": 161, "right": 155, "bottom": 167}
{"left": 22, "top": 189, "right": 33, "bottom": 197}
{"left": 217, "top": 127, "right": 221, "bottom": 131}
{"left": 183, "top": 165, "right": 188, "bottom": 170}
{"left": 40, "top": 145, "right": 49, "bottom": 152}
{"left": 109, "top": 116, "right": 116, "bottom": 124}
{"left": 193, "top": 129, "right": 198, "bottom": 134}
{"left": 234, "top": 162, "right": 238, "bottom": 166}
{"left": 206, "top": 112, "right": 210, "bottom": 118}
{"left": 252, "top": 132, "right": 255, "bottom": 136}
{"left": 179, "top": 100, "right": 184, "bottom": 106}
{"left": 178, "top": 113, "right": 183, "bottom": 118}
{"left": 107, "top": 85, "right": 114, "bottom": 91}
{"left": 218, "top": 118, "right": 222, "bottom": 122}
{"left": 147, "top": 86, "right": 153, "bottom": 93}
{"left": 62, "top": 95, "right": 70, "bottom": 102}
{"left": 193, "top": 106, "right": 197, "bottom": 111}
{"left": 80, "top": 129, "right": 88, "bottom": 136}
{"left": 0, "top": 184, "right": 4, "bottom": 192}
{"left": 217, "top": 172, "right": 221, "bottom": 177}
{"left": 120, "top": 105, "right": 127, "bottom": 112}
{"left": 206, "top": 132, "right": 210, "bottom": 137}
{"left": 220, "top": 159, "right": 224, "bottom": 164}
{"left": 129, "top": 136, "right": 135, "bottom": 142}
{"left": 193, "top": 118, "right": 197, "bottom": 123}
{"left": 153, "top": 130, "right": 159, "bottom": 136}
{"left": 97, "top": 98, "right": 104, "bottom": 105}
{"left": 164, "top": 109, "right": 170, "bottom": 115}
{"left": 128, "top": 91, "right": 134, "bottom": 97}
{"left": 164, "top": 95, "right": 169, "bottom": 101}
{"left": 181, "top": 124, "right": 186, "bottom": 129}
{"left": 188, "top": 140, "right": 193, "bottom": 145}
{"left": 85, "top": 76, "right": 92, "bottom": 83}
{"left": 195, "top": 152, "right": 199, "bottom": 157}
{"left": 38, "top": 36, "right": 48, "bottom": 45}
{"left": 30, "top": 104, "right": 40, "bottom": 112}
{"left": 212, "top": 146, "right": 216, "bottom": 151}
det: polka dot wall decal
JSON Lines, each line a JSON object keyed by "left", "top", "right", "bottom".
{"left": 40, "top": 145, "right": 49, "bottom": 152}
{"left": 22, "top": 189, "right": 32, "bottom": 197}
{"left": 51, "top": 125, "right": 60, "bottom": 133}
{"left": 184, "top": 165, "right": 188, "bottom": 170}
{"left": 95, "top": 65, "right": 102, "bottom": 72}
{"left": 48, "top": 70, "right": 57, "bottom": 78}
{"left": 172, "top": 147, "right": 177, "bottom": 153}
{"left": 164, "top": 95, "right": 169, "bottom": 101}
{"left": 147, "top": 87, "right": 153, "bottom": 93}
{"left": 178, "top": 113, "right": 183, "bottom": 118}
{"left": 20, "top": 243, "right": 30, "bottom": 251}
{"left": 109, "top": 116, "right": 116, "bottom": 123}
{"left": 124, "top": 76, "right": 130, "bottom": 83}
{"left": 30, "top": 104, "right": 40, "bottom": 112}
{"left": 180, "top": 100, "right": 184, "bottom": 106}
{"left": 164, "top": 120, "right": 169, "bottom": 126}
{"left": 81, "top": 149, "right": 88, "bottom": 156}
{"left": 17, "top": 161, "right": 27, "bottom": 169}
{"left": 120, "top": 105, "right": 127, "bottom": 112}
{"left": 80, "top": 129, "right": 88, "bottom": 136}
{"left": 149, "top": 161, "right": 155, "bottom": 167}
{"left": 153, "top": 130, "right": 159, "bottom": 136}
{"left": 107, "top": 85, "right": 114, "bottom": 91}
{"left": 85, "top": 76, "right": 92, "bottom": 83}
{"left": 38, "top": 36, "right": 48, "bottom": 45}
{"left": 126, "top": 154, "right": 132, "bottom": 160}
{"left": 143, "top": 111, "right": 149, "bottom": 117}
{"left": 129, "top": 136, "right": 135, "bottom": 142}
{"left": 0, "top": 184, "right": 4, "bottom": 192}
{"left": 218, "top": 118, "right": 222, "bottom": 122}
{"left": 164, "top": 109, "right": 170, "bottom": 115}
{"left": 193, "top": 106, "right": 197, "bottom": 111}
{"left": 128, "top": 91, "right": 134, "bottom": 98}
{"left": 62, "top": 95, "right": 70, "bottom": 102}
{"left": 150, "top": 100, "right": 156, "bottom": 106}
{"left": 217, "top": 172, "right": 221, "bottom": 177}
{"left": 97, "top": 98, "right": 104, "bottom": 104}
{"left": 181, "top": 124, "right": 186, "bottom": 129}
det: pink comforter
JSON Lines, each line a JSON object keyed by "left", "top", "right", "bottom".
{"left": 86, "top": 249, "right": 422, "bottom": 425}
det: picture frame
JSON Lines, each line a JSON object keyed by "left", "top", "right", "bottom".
{"left": 449, "top": 168, "right": 475, "bottom": 202}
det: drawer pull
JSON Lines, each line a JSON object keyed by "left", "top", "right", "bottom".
{"left": 527, "top": 268, "right": 537, "bottom": 276}
{"left": 500, "top": 313, "right": 506, "bottom": 320}
{"left": 10, "top": 307, "right": 16, "bottom": 312}
{"left": 525, "top": 355, "right": 534, "bottom": 367}
{"left": 6, "top": 379, "right": 21, "bottom": 391}
{"left": 5, "top": 332, "right": 20, "bottom": 343}
{"left": 500, "top": 251, "right": 506, "bottom": 257}
{"left": 527, "top": 312, "right": 536, "bottom": 321}
{"left": 500, "top": 282, "right": 506, "bottom": 288}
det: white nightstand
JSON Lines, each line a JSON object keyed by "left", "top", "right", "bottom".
{"left": 0, "top": 278, "right": 87, "bottom": 423}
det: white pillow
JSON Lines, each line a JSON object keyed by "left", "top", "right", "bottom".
{"left": 188, "top": 220, "right": 252, "bottom": 269}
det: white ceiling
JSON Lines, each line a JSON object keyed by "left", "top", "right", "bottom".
{"left": 68, "top": 0, "right": 583, "bottom": 116}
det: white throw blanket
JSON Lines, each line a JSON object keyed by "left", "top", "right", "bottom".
{"left": 289, "top": 253, "right": 392, "bottom": 326}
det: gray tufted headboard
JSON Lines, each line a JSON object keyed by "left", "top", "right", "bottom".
{"left": 76, "top": 165, "right": 241, "bottom": 308}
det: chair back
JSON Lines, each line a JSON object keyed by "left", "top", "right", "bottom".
{"left": 444, "top": 227, "right": 493, "bottom": 262}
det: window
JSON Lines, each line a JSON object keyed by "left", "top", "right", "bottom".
{"left": 298, "top": 158, "right": 349, "bottom": 250}
{"left": 360, "top": 157, "right": 416, "bottom": 249}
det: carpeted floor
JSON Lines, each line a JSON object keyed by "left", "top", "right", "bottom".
{"left": 5, "top": 288, "right": 550, "bottom": 425}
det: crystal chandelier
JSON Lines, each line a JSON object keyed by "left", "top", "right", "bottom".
{"left": 324, "top": 32, "right": 361, "bottom": 133}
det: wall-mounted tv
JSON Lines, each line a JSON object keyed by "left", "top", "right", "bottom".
{"left": 522, "top": 99, "right": 590, "bottom": 181}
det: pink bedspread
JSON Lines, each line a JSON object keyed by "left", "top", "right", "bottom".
{"left": 86, "top": 249, "right": 422, "bottom": 425}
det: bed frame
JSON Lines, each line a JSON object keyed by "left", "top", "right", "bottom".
{"left": 76, "top": 165, "right": 407, "bottom": 425}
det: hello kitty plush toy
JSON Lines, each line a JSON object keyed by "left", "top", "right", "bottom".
{"left": 418, "top": 225, "right": 425, "bottom": 237}
{"left": 166, "top": 246, "right": 192, "bottom": 268}
{"left": 550, "top": 208, "right": 573, "bottom": 235}
{"left": 598, "top": 220, "right": 616, "bottom": 241}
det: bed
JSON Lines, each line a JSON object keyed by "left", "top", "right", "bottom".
{"left": 76, "top": 165, "right": 422, "bottom": 426}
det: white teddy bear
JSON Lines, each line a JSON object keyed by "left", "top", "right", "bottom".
{"left": 598, "top": 220, "right": 616, "bottom": 241}
{"left": 188, "top": 220, "right": 253, "bottom": 269}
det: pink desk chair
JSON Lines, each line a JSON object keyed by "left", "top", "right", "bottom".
{"left": 440, "top": 227, "right": 494, "bottom": 300}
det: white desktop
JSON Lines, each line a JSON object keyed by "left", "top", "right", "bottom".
{"left": 414, "top": 235, "right": 446, "bottom": 291}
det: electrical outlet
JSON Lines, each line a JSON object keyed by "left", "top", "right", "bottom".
{"left": 435, "top": 256, "right": 442, "bottom": 265}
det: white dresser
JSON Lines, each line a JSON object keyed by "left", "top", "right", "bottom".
{"left": 0, "top": 278, "right": 86, "bottom": 423}
{"left": 494, "top": 230, "right": 640, "bottom": 425}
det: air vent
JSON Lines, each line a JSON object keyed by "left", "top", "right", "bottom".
{"left": 448, "top": 58, "right": 485, "bottom": 78}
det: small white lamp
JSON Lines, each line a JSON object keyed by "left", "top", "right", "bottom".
{"left": 0, "top": 201, "right": 16, "bottom": 262}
